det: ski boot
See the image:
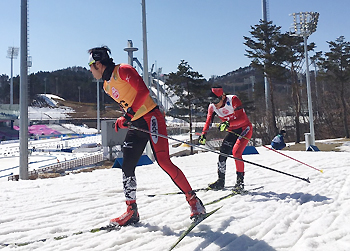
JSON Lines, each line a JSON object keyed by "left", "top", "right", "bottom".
{"left": 232, "top": 172, "right": 245, "bottom": 193}
{"left": 208, "top": 178, "right": 225, "bottom": 190}
{"left": 186, "top": 191, "right": 206, "bottom": 220}
{"left": 208, "top": 165, "right": 225, "bottom": 190}
{"left": 110, "top": 200, "right": 139, "bottom": 226}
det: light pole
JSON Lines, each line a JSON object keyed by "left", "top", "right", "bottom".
{"left": 7, "top": 47, "right": 19, "bottom": 105}
{"left": 290, "top": 12, "right": 319, "bottom": 146}
{"left": 141, "top": 0, "right": 149, "bottom": 88}
{"left": 261, "top": 0, "right": 270, "bottom": 114}
{"left": 93, "top": 79, "right": 101, "bottom": 133}
{"left": 19, "top": 0, "right": 29, "bottom": 180}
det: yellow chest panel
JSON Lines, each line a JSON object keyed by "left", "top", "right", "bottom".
{"left": 103, "top": 65, "right": 156, "bottom": 120}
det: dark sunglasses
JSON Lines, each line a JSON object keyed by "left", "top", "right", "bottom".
{"left": 208, "top": 95, "right": 222, "bottom": 104}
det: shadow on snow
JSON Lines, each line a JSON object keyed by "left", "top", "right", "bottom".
{"left": 138, "top": 219, "right": 276, "bottom": 251}
{"left": 250, "top": 190, "right": 331, "bottom": 204}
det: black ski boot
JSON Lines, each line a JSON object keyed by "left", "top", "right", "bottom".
{"left": 208, "top": 178, "right": 225, "bottom": 190}
{"left": 233, "top": 171, "right": 244, "bottom": 193}
{"left": 208, "top": 168, "right": 225, "bottom": 190}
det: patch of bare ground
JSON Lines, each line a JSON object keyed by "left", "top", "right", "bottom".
{"left": 284, "top": 138, "right": 350, "bottom": 152}
{"left": 38, "top": 160, "right": 115, "bottom": 179}
{"left": 58, "top": 100, "right": 123, "bottom": 119}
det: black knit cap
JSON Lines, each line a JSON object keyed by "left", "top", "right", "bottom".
{"left": 88, "top": 46, "right": 113, "bottom": 66}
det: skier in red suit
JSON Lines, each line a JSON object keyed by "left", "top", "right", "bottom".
{"left": 88, "top": 46, "right": 205, "bottom": 226}
{"left": 199, "top": 86, "right": 253, "bottom": 191}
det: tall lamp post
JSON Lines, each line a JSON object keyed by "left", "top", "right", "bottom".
{"left": 141, "top": 0, "right": 149, "bottom": 88}
{"left": 290, "top": 12, "right": 319, "bottom": 146}
{"left": 93, "top": 79, "right": 101, "bottom": 133}
{"left": 7, "top": 47, "right": 19, "bottom": 105}
{"left": 19, "top": 0, "right": 29, "bottom": 180}
{"left": 261, "top": 0, "right": 270, "bottom": 120}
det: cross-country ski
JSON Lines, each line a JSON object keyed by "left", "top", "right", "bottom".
{"left": 169, "top": 206, "right": 222, "bottom": 250}
{"left": 0, "top": 224, "right": 121, "bottom": 247}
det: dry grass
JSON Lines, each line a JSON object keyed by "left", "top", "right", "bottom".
{"left": 38, "top": 173, "right": 61, "bottom": 179}
{"left": 58, "top": 100, "right": 122, "bottom": 119}
{"left": 66, "top": 160, "right": 114, "bottom": 174}
{"left": 284, "top": 138, "right": 350, "bottom": 152}
{"left": 37, "top": 160, "right": 114, "bottom": 179}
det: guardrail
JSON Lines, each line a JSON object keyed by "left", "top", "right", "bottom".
{"left": 8, "top": 152, "right": 104, "bottom": 181}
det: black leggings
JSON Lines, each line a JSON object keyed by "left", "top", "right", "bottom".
{"left": 121, "top": 107, "right": 192, "bottom": 194}
{"left": 218, "top": 128, "right": 242, "bottom": 162}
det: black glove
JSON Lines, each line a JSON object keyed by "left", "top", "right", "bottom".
{"left": 115, "top": 107, "right": 135, "bottom": 132}
{"left": 124, "top": 107, "right": 135, "bottom": 122}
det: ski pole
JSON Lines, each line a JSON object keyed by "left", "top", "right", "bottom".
{"left": 129, "top": 125, "right": 310, "bottom": 183}
{"left": 228, "top": 130, "right": 323, "bottom": 173}
{"left": 263, "top": 146, "right": 323, "bottom": 173}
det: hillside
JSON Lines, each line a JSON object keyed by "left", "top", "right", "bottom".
{"left": 58, "top": 99, "right": 122, "bottom": 120}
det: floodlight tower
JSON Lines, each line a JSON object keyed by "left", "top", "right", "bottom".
{"left": 290, "top": 12, "right": 319, "bottom": 146}
{"left": 7, "top": 47, "right": 19, "bottom": 105}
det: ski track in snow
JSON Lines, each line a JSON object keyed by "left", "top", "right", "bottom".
{"left": 1, "top": 147, "right": 350, "bottom": 250}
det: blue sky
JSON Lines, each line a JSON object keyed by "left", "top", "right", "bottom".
{"left": 1, "top": 0, "right": 349, "bottom": 80}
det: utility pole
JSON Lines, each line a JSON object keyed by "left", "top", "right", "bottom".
{"left": 261, "top": 0, "right": 270, "bottom": 114}
{"left": 93, "top": 79, "right": 101, "bottom": 133}
{"left": 19, "top": 0, "right": 29, "bottom": 180}
{"left": 141, "top": 0, "right": 149, "bottom": 88}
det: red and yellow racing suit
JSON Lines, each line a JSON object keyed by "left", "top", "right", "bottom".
{"left": 103, "top": 64, "right": 192, "bottom": 199}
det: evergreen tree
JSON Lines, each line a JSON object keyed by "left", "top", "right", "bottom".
{"left": 165, "top": 60, "right": 209, "bottom": 154}
{"left": 0, "top": 75, "right": 10, "bottom": 103}
{"left": 318, "top": 36, "right": 350, "bottom": 138}
{"left": 244, "top": 20, "right": 285, "bottom": 140}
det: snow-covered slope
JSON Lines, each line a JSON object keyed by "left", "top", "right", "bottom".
{"left": 1, "top": 147, "right": 349, "bottom": 251}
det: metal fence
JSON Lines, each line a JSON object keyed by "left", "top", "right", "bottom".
{"left": 8, "top": 152, "right": 104, "bottom": 181}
